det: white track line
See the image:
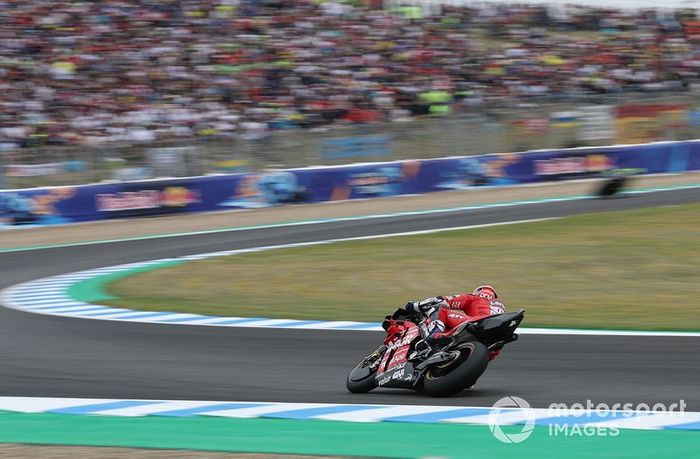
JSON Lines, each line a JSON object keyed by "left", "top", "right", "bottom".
{"left": 0, "top": 397, "right": 697, "bottom": 430}
{"left": 2, "top": 216, "right": 699, "bottom": 337}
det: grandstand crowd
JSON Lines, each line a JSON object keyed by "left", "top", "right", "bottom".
{"left": 0, "top": 0, "right": 698, "bottom": 149}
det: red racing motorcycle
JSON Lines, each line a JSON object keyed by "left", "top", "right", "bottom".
{"left": 346, "top": 307, "right": 525, "bottom": 397}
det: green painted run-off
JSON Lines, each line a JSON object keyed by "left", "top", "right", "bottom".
{"left": 0, "top": 411, "right": 697, "bottom": 458}
{"left": 67, "top": 260, "right": 183, "bottom": 303}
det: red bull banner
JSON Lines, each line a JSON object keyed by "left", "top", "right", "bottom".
{"left": 2, "top": 140, "right": 700, "bottom": 227}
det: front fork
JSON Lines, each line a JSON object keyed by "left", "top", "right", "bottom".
{"left": 362, "top": 345, "right": 387, "bottom": 370}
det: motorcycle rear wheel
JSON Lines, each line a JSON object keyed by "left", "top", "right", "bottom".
{"left": 422, "top": 341, "right": 489, "bottom": 397}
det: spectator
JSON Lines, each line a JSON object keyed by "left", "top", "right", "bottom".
{"left": 0, "top": 1, "right": 696, "bottom": 149}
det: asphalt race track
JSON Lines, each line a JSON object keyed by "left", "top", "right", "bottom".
{"left": 1, "top": 188, "right": 698, "bottom": 409}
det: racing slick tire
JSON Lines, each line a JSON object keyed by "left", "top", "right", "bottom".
{"left": 345, "top": 360, "right": 377, "bottom": 394}
{"left": 346, "top": 360, "right": 378, "bottom": 394}
{"left": 423, "top": 341, "right": 489, "bottom": 397}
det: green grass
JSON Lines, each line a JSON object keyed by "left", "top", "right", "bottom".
{"left": 105, "top": 203, "right": 700, "bottom": 330}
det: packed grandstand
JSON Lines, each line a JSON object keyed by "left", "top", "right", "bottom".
{"left": 0, "top": 0, "right": 698, "bottom": 151}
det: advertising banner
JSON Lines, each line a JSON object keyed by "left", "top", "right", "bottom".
{"left": 2, "top": 140, "right": 699, "bottom": 227}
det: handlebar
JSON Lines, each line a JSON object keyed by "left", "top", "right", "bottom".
{"left": 385, "top": 306, "right": 428, "bottom": 325}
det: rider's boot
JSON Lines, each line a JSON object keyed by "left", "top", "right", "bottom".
{"left": 413, "top": 319, "right": 446, "bottom": 357}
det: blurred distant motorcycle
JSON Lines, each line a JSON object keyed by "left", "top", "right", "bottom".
{"left": 346, "top": 307, "right": 524, "bottom": 397}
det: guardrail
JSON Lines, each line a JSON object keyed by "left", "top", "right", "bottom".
{"left": 1, "top": 140, "right": 699, "bottom": 226}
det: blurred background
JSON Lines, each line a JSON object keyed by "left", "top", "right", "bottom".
{"left": 0, "top": 0, "right": 699, "bottom": 188}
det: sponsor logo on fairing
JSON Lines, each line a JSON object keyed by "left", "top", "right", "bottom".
{"left": 386, "top": 329, "right": 420, "bottom": 352}
{"left": 490, "top": 300, "right": 506, "bottom": 315}
{"left": 388, "top": 350, "right": 407, "bottom": 366}
{"left": 377, "top": 363, "right": 410, "bottom": 386}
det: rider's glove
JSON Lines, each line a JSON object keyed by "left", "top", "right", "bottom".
{"left": 419, "top": 296, "right": 445, "bottom": 308}
{"left": 405, "top": 301, "right": 421, "bottom": 313}
{"left": 406, "top": 297, "right": 445, "bottom": 313}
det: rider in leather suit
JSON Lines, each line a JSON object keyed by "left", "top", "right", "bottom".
{"left": 406, "top": 285, "right": 506, "bottom": 360}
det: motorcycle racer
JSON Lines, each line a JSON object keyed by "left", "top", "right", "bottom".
{"left": 406, "top": 285, "right": 506, "bottom": 359}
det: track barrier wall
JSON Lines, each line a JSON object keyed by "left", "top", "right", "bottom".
{"left": 2, "top": 140, "right": 699, "bottom": 226}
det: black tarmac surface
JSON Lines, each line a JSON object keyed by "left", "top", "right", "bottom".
{"left": 1, "top": 188, "right": 698, "bottom": 408}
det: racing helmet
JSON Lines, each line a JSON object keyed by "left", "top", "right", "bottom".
{"left": 473, "top": 285, "right": 497, "bottom": 300}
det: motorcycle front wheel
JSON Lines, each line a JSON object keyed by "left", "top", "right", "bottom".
{"left": 422, "top": 341, "right": 489, "bottom": 397}
{"left": 346, "top": 357, "right": 379, "bottom": 393}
